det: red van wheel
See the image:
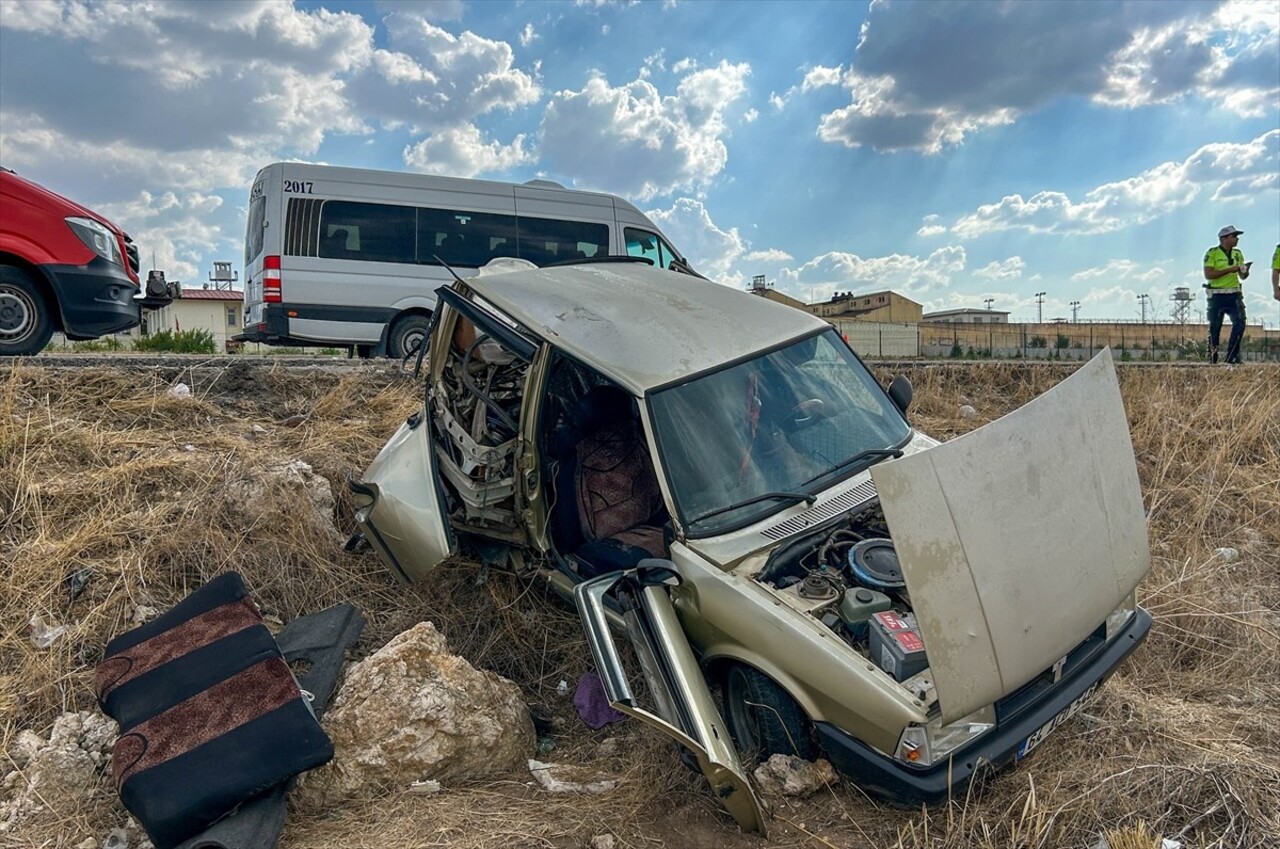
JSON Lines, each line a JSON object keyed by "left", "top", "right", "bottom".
{"left": 0, "top": 266, "right": 54, "bottom": 356}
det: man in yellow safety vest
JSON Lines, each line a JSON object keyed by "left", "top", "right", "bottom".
{"left": 1202, "top": 225, "right": 1251, "bottom": 364}
{"left": 1271, "top": 242, "right": 1279, "bottom": 303}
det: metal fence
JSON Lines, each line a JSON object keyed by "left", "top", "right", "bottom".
{"left": 915, "top": 323, "right": 1280, "bottom": 363}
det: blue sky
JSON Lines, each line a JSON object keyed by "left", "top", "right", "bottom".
{"left": 1, "top": 0, "right": 1277, "bottom": 325}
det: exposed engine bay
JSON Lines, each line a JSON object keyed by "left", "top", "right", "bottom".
{"left": 756, "top": 503, "right": 935, "bottom": 698}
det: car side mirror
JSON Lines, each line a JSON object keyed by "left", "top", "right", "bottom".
{"left": 887, "top": 374, "right": 912, "bottom": 417}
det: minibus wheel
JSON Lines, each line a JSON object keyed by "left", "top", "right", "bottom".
{"left": 0, "top": 266, "right": 54, "bottom": 356}
{"left": 388, "top": 312, "right": 432, "bottom": 359}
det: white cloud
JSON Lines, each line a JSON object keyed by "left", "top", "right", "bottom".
{"left": 0, "top": 1, "right": 371, "bottom": 156}
{"left": 0, "top": 114, "right": 266, "bottom": 203}
{"left": 745, "top": 249, "right": 793, "bottom": 263}
{"left": 646, "top": 198, "right": 747, "bottom": 283}
{"left": 519, "top": 22, "right": 539, "bottom": 47}
{"left": 949, "top": 130, "right": 1278, "bottom": 238}
{"left": 917, "top": 214, "right": 947, "bottom": 238}
{"left": 801, "top": 65, "right": 844, "bottom": 91}
{"left": 743, "top": 108, "right": 759, "bottom": 123}
{"left": 974, "top": 258, "right": 1026, "bottom": 281}
{"left": 403, "top": 124, "right": 533, "bottom": 177}
{"left": 1071, "top": 260, "right": 1166, "bottom": 283}
{"left": 374, "top": 1, "right": 465, "bottom": 22}
{"left": 347, "top": 14, "right": 540, "bottom": 129}
{"left": 539, "top": 61, "right": 751, "bottom": 200}
{"left": 775, "top": 245, "right": 967, "bottom": 303}
{"left": 98, "top": 190, "right": 234, "bottom": 282}
{"left": 815, "top": 0, "right": 1278, "bottom": 153}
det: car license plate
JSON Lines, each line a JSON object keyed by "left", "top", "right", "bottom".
{"left": 1016, "top": 681, "right": 1099, "bottom": 760}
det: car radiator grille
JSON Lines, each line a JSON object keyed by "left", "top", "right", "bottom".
{"left": 760, "top": 478, "right": 878, "bottom": 541}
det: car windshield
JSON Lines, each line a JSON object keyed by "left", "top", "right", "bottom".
{"left": 649, "top": 329, "right": 911, "bottom": 536}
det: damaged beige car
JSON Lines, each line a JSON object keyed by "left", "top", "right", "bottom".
{"left": 349, "top": 258, "right": 1152, "bottom": 833}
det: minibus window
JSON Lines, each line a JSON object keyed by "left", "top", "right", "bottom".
{"left": 418, "top": 208, "right": 518, "bottom": 268}
{"left": 624, "top": 228, "right": 661, "bottom": 266}
{"left": 516, "top": 217, "right": 608, "bottom": 265}
{"left": 245, "top": 195, "right": 266, "bottom": 265}
{"left": 625, "top": 227, "right": 682, "bottom": 269}
{"left": 319, "top": 201, "right": 414, "bottom": 263}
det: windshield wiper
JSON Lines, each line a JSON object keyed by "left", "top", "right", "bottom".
{"left": 688, "top": 491, "right": 817, "bottom": 526}
{"left": 803, "top": 448, "right": 904, "bottom": 486}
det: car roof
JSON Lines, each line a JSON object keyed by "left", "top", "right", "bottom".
{"left": 464, "top": 262, "right": 831, "bottom": 394}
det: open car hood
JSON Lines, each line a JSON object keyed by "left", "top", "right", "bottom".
{"left": 871, "top": 349, "right": 1149, "bottom": 723}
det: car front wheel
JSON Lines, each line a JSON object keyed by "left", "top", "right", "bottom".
{"left": 0, "top": 266, "right": 54, "bottom": 356}
{"left": 722, "top": 663, "right": 818, "bottom": 762}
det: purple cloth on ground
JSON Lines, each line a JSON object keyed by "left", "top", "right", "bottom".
{"left": 574, "top": 671, "right": 626, "bottom": 729}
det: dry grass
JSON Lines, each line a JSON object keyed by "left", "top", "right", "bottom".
{"left": 2, "top": 359, "right": 1277, "bottom": 848}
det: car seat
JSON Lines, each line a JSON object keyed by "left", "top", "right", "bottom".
{"left": 550, "top": 385, "right": 668, "bottom": 577}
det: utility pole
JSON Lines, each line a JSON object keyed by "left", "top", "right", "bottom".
{"left": 1137, "top": 293, "right": 1150, "bottom": 323}
{"left": 983, "top": 297, "right": 994, "bottom": 311}
{"left": 1070, "top": 300, "right": 1080, "bottom": 323}
{"left": 1035, "top": 291, "right": 1046, "bottom": 324}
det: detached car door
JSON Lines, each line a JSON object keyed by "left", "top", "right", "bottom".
{"left": 575, "top": 565, "right": 766, "bottom": 834}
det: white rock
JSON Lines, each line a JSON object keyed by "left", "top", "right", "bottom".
{"left": 751, "top": 754, "right": 838, "bottom": 798}
{"left": 1213, "top": 547, "right": 1240, "bottom": 562}
{"left": 226, "top": 459, "right": 339, "bottom": 540}
{"left": 130, "top": 605, "right": 160, "bottom": 626}
{"left": 527, "top": 760, "right": 618, "bottom": 794}
{"left": 166, "top": 383, "right": 191, "bottom": 398}
{"left": 589, "top": 835, "right": 617, "bottom": 849}
{"left": 959, "top": 404, "right": 977, "bottom": 418}
{"left": 295, "top": 622, "right": 534, "bottom": 807}
{"left": 1, "top": 711, "right": 119, "bottom": 834}
{"left": 406, "top": 779, "right": 442, "bottom": 795}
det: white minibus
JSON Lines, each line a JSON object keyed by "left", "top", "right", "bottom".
{"left": 240, "top": 162, "right": 695, "bottom": 356}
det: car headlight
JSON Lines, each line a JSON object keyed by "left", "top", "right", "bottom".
{"left": 66, "top": 216, "right": 123, "bottom": 266}
{"left": 896, "top": 704, "right": 996, "bottom": 768}
{"left": 1105, "top": 593, "right": 1137, "bottom": 639}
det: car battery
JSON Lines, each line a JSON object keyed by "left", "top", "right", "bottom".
{"left": 869, "top": 610, "right": 929, "bottom": 682}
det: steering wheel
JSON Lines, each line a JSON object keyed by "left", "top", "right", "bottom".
{"left": 789, "top": 398, "right": 826, "bottom": 426}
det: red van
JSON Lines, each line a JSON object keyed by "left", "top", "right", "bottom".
{"left": 0, "top": 167, "right": 170, "bottom": 355}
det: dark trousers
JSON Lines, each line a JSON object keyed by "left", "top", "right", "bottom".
{"left": 1207, "top": 292, "right": 1245, "bottom": 364}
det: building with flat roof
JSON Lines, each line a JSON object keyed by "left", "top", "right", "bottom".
{"left": 809, "top": 290, "right": 922, "bottom": 323}
{"left": 922, "top": 308, "right": 1010, "bottom": 324}
{"left": 145, "top": 287, "right": 244, "bottom": 352}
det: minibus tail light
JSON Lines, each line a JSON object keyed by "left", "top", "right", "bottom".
{"left": 263, "top": 255, "right": 282, "bottom": 303}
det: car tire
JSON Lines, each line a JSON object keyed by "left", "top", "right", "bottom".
{"left": 0, "top": 265, "right": 54, "bottom": 356}
{"left": 722, "top": 664, "right": 818, "bottom": 762}
{"left": 388, "top": 312, "right": 432, "bottom": 359}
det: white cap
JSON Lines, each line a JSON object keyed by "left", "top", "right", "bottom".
{"left": 1218, "top": 225, "right": 1243, "bottom": 238}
